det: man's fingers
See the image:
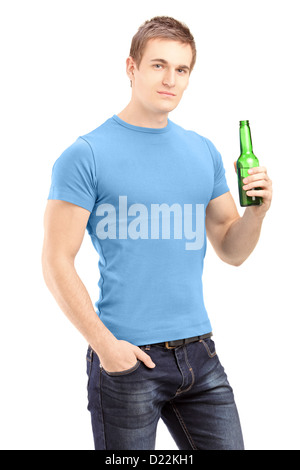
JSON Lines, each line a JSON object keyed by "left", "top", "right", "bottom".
{"left": 135, "top": 347, "right": 156, "bottom": 369}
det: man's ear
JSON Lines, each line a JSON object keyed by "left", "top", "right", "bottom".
{"left": 126, "top": 56, "right": 136, "bottom": 86}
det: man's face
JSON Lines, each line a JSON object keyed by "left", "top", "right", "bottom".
{"left": 130, "top": 38, "right": 193, "bottom": 115}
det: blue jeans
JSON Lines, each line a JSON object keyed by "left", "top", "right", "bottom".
{"left": 86, "top": 337, "right": 244, "bottom": 450}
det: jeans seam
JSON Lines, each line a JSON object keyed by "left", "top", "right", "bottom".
{"left": 175, "top": 349, "right": 185, "bottom": 395}
{"left": 99, "top": 364, "right": 107, "bottom": 449}
{"left": 200, "top": 339, "right": 217, "bottom": 358}
{"left": 183, "top": 346, "right": 195, "bottom": 392}
{"left": 171, "top": 402, "right": 197, "bottom": 450}
{"left": 175, "top": 346, "right": 195, "bottom": 395}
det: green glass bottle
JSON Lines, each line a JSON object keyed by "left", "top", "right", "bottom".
{"left": 237, "top": 120, "right": 262, "bottom": 207}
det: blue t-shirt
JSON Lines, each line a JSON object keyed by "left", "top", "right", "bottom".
{"left": 48, "top": 115, "right": 229, "bottom": 346}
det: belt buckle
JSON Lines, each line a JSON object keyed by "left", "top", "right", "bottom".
{"left": 165, "top": 341, "right": 176, "bottom": 349}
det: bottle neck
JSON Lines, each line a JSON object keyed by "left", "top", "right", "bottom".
{"left": 240, "top": 122, "right": 253, "bottom": 154}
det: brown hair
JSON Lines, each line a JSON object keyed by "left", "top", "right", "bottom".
{"left": 129, "top": 16, "right": 197, "bottom": 73}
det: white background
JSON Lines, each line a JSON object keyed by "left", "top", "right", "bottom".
{"left": 0, "top": 0, "right": 299, "bottom": 450}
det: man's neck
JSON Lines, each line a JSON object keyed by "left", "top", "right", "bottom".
{"left": 117, "top": 103, "right": 169, "bottom": 129}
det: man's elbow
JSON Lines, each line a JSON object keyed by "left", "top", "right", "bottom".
{"left": 221, "top": 254, "right": 247, "bottom": 267}
{"left": 231, "top": 259, "right": 245, "bottom": 267}
{"left": 41, "top": 249, "right": 55, "bottom": 288}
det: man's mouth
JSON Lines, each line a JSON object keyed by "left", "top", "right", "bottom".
{"left": 157, "top": 91, "right": 176, "bottom": 97}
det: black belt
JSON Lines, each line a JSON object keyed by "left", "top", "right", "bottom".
{"left": 151, "top": 332, "right": 213, "bottom": 350}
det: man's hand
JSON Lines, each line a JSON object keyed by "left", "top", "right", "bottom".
{"left": 98, "top": 339, "right": 156, "bottom": 373}
{"left": 234, "top": 162, "right": 273, "bottom": 219}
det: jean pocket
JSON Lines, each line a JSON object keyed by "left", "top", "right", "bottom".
{"left": 102, "top": 360, "right": 142, "bottom": 377}
{"left": 200, "top": 338, "right": 217, "bottom": 358}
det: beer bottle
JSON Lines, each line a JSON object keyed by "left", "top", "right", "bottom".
{"left": 237, "top": 120, "right": 262, "bottom": 207}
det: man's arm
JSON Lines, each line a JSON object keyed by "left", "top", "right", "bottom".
{"left": 42, "top": 200, "right": 155, "bottom": 372}
{"left": 206, "top": 165, "right": 272, "bottom": 266}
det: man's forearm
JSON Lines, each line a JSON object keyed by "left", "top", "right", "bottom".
{"left": 221, "top": 208, "right": 265, "bottom": 266}
{"left": 42, "top": 257, "right": 117, "bottom": 356}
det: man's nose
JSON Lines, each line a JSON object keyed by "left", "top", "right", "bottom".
{"left": 162, "top": 69, "right": 176, "bottom": 88}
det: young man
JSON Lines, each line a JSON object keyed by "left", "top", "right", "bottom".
{"left": 42, "top": 17, "right": 272, "bottom": 450}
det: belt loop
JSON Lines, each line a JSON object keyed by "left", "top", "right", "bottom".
{"left": 87, "top": 346, "right": 94, "bottom": 362}
{"left": 140, "top": 344, "right": 151, "bottom": 351}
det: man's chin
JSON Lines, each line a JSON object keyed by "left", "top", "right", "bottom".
{"left": 156, "top": 103, "right": 179, "bottom": 114}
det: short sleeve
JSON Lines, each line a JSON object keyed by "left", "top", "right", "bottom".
{"left": 48, "top": 137, "right": 97, "bottom": 212}
{"left": 204, "top": 137, "right": 230, "bottom": 200}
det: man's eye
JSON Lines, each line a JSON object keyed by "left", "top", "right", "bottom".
{"left": 154, "top": 64, "right": 162, "bottom": 69}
